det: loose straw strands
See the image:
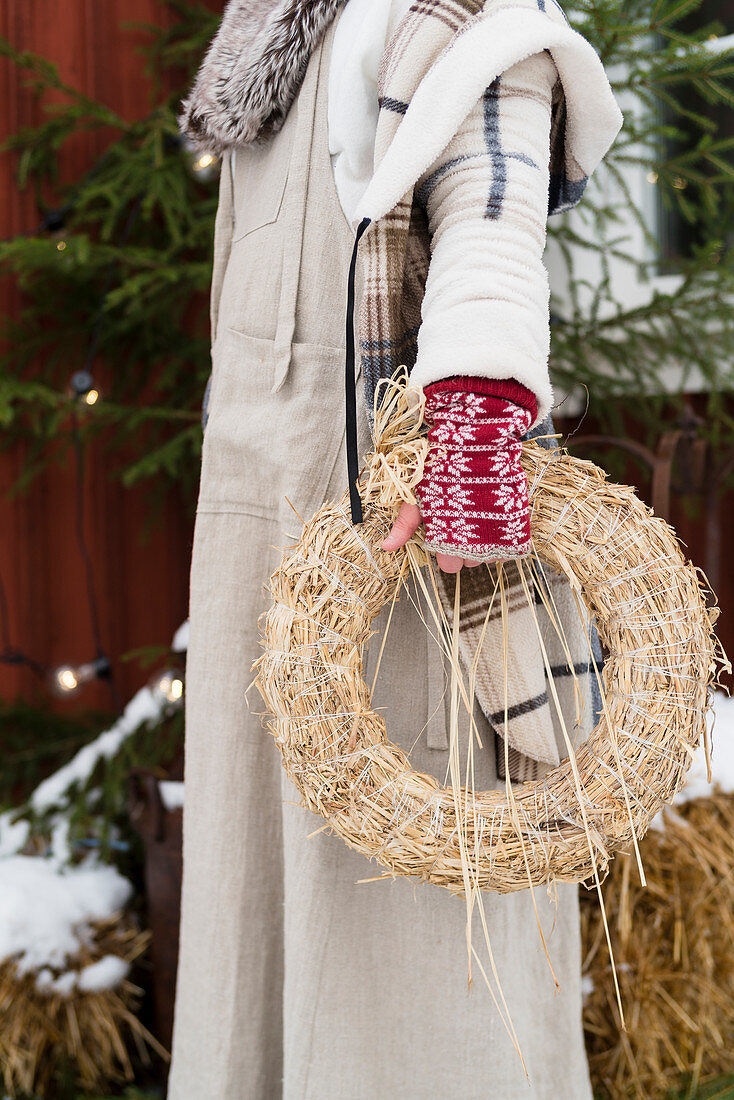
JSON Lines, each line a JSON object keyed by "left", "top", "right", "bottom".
{"left": 254, "top": 379, "right": 729, "bottom": 895}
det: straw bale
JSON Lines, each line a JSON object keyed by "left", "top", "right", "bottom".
{"left": 0, "top": 916, "right": 166, "bottom": 1098}
{"left": 582, "top": 793, "right": 734, "bottom": 1099}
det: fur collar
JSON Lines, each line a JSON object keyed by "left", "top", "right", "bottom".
{"left": 180, "top": 0, "right": 345, "bottom": 151}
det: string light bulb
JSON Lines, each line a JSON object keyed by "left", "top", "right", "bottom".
{"left": 181, "top": 136, "right": 221, "bottom": 183}
{"left": 69, "top": 370, "right": 101, "bottom": 406}
{"left": 149, "top": 667, "right": 185, "bottom": 711}
{"left": 50, "top": 655, "right": 111, "bottom": 698}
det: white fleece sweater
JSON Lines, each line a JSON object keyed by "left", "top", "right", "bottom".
{"left": 327, "top": 0, "right": 558, "bottom": 416}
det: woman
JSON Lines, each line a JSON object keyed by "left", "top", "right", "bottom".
{"left": 168, "top": 2, "right": 622, "bottom": 1096}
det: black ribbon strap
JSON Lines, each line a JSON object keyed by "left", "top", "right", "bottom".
{"left": 345, "top": 216, "right": 371, "bottom": 525}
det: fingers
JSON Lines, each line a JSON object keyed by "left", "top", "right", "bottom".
{"left": 381, "top": 501, "right": 422, "bottom": 552}
{"left": 435, "top": 553, "right": 464, "bottom": 573}
{"left": 435, "top": 555, "right": 494, "bottom": 572}
{"left": 380, "top": 507, "right": 500, "bottom": 573}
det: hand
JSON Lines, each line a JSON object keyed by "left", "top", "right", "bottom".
{"left": 380, "top": 375, "right": 538, "bottom": 572}
{"left": 381, "top": 501, "right": 489, "bottom": 573}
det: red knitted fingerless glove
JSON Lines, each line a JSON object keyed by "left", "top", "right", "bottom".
{"left": 415, "top": 376, "right": 538, "bottom": 561}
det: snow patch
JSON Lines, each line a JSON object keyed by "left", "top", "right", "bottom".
{"left": 0, "top": 853, "right": 132, "bottom": 988}
{"left": 674, "top": 691, "right": 734, "bottom": 804}
{"left": 171, "top": 620, "right": 189, "bottom": 653}
{"left": 31, "top": 686, "right": 161, "bottom": 814}
{"left": 35, "top": 954, "right": 130, "bottom": 996}
{"left": 50, "top": 815, "right": 72, "bottom": 866}
{"left": 649, "top": 690, "right": 734, "bottom": 830}
{"left": 0, "top": 812, "right": 30, "bottom": 858}
{"left": 77, "top": 953, "right": 130, "bottom": 992}
{"left": 159, "top": 780, "right": 184, "bottom": 811}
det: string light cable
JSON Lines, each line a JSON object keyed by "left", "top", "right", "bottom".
{"left": 0, "top": 570, "right": 47, "bottom": 679}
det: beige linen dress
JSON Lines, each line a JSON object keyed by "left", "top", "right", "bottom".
{"left": 168, "top": 17, "right": 592, "bottom": 1100}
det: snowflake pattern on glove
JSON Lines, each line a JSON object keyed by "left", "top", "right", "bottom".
{"left": 415, "top": 376, "right": 538, "bottom": 561}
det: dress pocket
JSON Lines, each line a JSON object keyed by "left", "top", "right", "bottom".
{"left": 198, "top": 326, "right": 351, "bottom": 533}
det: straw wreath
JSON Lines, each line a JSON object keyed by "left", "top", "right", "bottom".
{"left": 254, "top": 380, "right": 727, "bottom": 895}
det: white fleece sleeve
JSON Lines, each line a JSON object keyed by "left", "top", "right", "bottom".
{"left": 410, "top": 50, "right": 558, "bottom": 426}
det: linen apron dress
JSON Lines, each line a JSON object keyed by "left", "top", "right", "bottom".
{"left": 168, "top": 17, "right": 592, "bottom": 1100}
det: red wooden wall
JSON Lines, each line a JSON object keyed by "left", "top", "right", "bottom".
{"left": 0, "top": 1, "right": 203, "bottom": 713}
{"left": 1, "top": 2, "right": 731, "bottom": 718}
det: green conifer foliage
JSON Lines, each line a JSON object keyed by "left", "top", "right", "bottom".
{"left": 0, "top": 2, "right": 220, "bottom": 499}
{"left": 550, "top": 0, "right": 734, "bottom": 442}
